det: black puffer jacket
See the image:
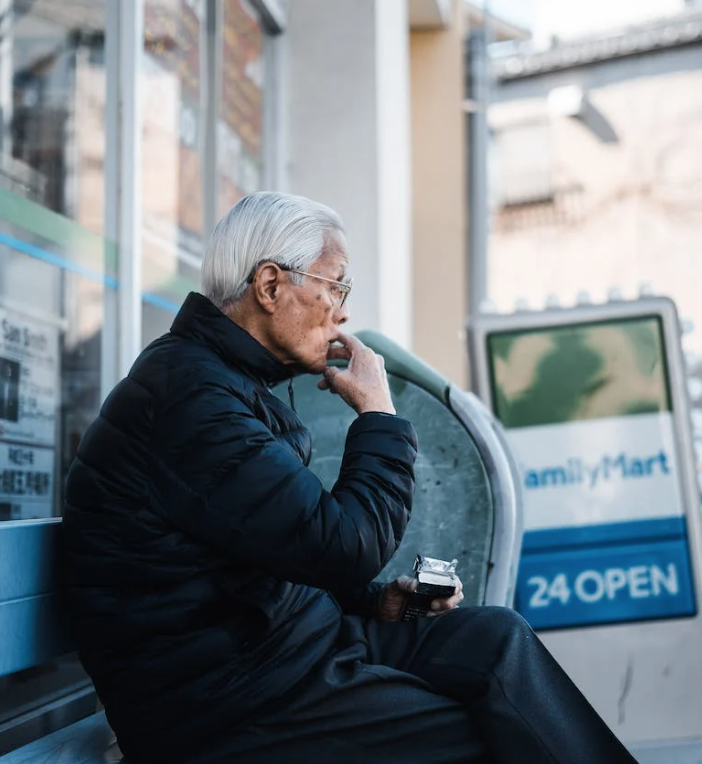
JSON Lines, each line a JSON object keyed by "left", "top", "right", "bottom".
{"left": 61, "top": 292, "right": 417, "bottom": 763}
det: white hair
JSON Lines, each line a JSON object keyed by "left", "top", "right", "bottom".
{"left": 201, "top": 191, "right": 347, "bottom": 309}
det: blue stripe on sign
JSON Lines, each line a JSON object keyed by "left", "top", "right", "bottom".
{"left": 516, "top": 536, "right": 697, "bottom": 631}
{"left": 0, "top": 230, "right": 181, "bottom": 314}
{"left": 521, "top": 516, "right": 688, "bottom": 553}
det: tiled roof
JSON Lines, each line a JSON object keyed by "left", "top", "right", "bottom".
{"left": 493, "top": 9, "right": 702, "bottom": 81}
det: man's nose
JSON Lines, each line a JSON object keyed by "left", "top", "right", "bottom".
{"left": 335, "top": 300, "right": 350, "bottom": 324}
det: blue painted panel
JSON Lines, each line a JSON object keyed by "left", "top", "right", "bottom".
{"left": 0, "top": 594, "right": 73, "bottom": 677}
{"left": 0, "top": 521, "right": 73, "bottom": 676}
{"left": 521, "top": 516, "right": 688, "bottom": 552}
{"left": 516, "top": 519, "right": 697, "bottom": 630}
{"left": 0, "top": 520, "right": 61, "bottom": 603}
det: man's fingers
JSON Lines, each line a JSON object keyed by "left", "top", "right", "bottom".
{"left": 394, "top": 576, "right": 417, "bottom": 594}
{"left": 335, "top": 332, "right": 365, "bottom": 353}
{"left": 321, "top": 366, "right": 344, "bottom": 396}
{"left": 326, "top": 345, "right": 352, "bottom": 362}
{"left": 316, "top": 333, "right": 394, "bottom": 416}
{"left": 430, "top": 583, "right": 464, "bottom": 614}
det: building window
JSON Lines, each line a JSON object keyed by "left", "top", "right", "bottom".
{"left": 493, "top": 121, "right": 555, "bottom": 208}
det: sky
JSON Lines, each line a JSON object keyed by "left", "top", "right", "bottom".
{"left": 489, "top": 0, "right": 533, "bottom": 31}
{"left": 487, "top": 0, "right": 688, "bottom": 42}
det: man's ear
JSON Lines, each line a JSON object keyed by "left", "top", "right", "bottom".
{"left": 251, "top": 263, "right": 282, "bottom": 315}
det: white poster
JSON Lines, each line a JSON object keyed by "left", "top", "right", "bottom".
{"left": 0, "top": 308, "right": 59, "bottom": 447}
{"left": 0, "top": 307, "right": 59, "bottom": 520}
{"left": 0, "top": 442, "right": 55, "bottom": 520}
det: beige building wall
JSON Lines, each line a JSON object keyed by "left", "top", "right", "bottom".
{"left": 409, "top": 0, "right": 468, "bottom": 388}
{"left": 489, "top": 61, "right": 702, "bottom": 352}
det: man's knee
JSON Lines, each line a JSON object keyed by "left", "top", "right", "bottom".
{"left": 480, "top": 606, "right": 531, "bottom": 632}
{"left": 451, "top": 606, "right": 533, "bottom": 651}
{"left": 420, "top": 606, "right": 535, "bottom": 668}
{"left": 414, "top": 607, "right": 535, "bottom": 697}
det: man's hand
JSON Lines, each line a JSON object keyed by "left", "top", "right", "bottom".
{"left": 377, "top": 575, "right": 465, "bottom": 622}
{"left": 318, "top": 333, "right": 396, "bottom": 415}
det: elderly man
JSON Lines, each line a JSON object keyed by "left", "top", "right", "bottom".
{"left": 61, "top": 192, "right": 637, "bottom": 764}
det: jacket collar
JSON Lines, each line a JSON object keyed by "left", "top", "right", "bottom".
{"left": 170, "top": 292, "right": 292, "bottom": 386}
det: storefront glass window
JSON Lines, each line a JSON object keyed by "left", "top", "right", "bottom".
{"left": 1, "top": 0, "right": 107, "bottom": 234}
{"left": 0, "top": 0, "right": 115, "bottom": 519}
{"left": 142, "top": 0, "right": 205, "bottom": 343}
{"left": 0, "top": 0, "right": 277, "bottom": 743}
{"left": 0, "top": 0, "right": 112, "bottom": 750}
{"left": 141, "top": 0, "right": 268, "bottom": 345}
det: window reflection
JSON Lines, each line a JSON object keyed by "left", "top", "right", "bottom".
{"left": 140, "top": 0, "right": 268, "bottom": 345}
{"left": 218, "top": 0, "right": 265, "bottom": 215}
{"left": 0, "top": 1, "right": 110, "bottom": 523}
{"left": 1, "top": 0, "right": 107, "bottom": 234}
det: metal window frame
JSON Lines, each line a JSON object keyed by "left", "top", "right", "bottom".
{"left": 105, "top": 0, "right": 144, "bottom": 380}
{"left": 249, "top": 0, "right": 286, "bottom": 35}
{"left": 262, "top": 15, "right": 287, "bottom": 190}
{"left": 202, "top": 0, "right": 222, "bottom": 239}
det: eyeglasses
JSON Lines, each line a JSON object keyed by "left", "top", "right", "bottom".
{"left": 248, "top": 262, "right": 353, "bottom": 308}
{"left": 283, "top": 266, "right": 352, "bottom": 308}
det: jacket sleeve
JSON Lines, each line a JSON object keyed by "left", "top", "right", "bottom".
{"left": 330, "top": 581, "right": 386, "bottom": 618}
{"left": 153, "top": 382, "right": 418, "bottom": 592}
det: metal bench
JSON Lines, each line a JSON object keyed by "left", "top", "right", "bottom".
{"left": 0, "top": 520, "right": 117, "bottom": 763}
{"left": 0, "top": 331, "right": 523, "bottom": 762}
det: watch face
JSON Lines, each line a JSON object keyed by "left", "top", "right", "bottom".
{"left": 0, "top": 357, "right": 20, "bottom": 423}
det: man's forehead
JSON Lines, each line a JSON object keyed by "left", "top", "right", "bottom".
{"left": 324, "top": 230, "right": 348, "bottom": 261}
{"left": 321, "top": 248, "right": 349, "bottom": 273}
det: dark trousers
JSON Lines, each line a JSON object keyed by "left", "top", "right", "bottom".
{"left": 195, "top": 607, "right": 639, "bottom": 763}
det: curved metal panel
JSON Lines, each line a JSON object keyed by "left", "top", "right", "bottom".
{"left": 276, "top": 373, "right": 495, "bottom": 605}
{"left": 449, "top": 387, "right": 523, "bottom": 606}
